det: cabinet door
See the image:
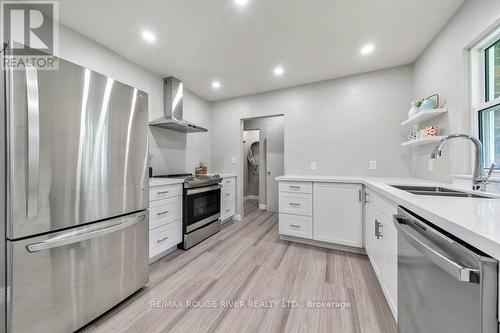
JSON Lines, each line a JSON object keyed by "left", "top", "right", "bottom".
{"left": 364, "top": 202, "right": 377, "bottom": 260}
{"left": 380, "top": 213, "right": 397, "bottom": 315}
{"left": 313, "top": 183, "right": 363, "bottom": 247}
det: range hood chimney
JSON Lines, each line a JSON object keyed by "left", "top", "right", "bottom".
{"left": 149, "top": 77, "right": 207, "bottom": 133}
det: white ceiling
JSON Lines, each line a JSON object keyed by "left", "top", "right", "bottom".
{"left": 58, "top": 0, "right": 465, "bottom": 101}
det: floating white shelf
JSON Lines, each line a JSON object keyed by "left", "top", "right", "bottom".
{"left": 401, "top": 136, "right": 446, "bottom": 147}
{"left": 401, "top": 108, "right": 448, "bottom": 128}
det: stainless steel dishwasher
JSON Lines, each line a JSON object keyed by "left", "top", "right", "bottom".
{"left": 393, "top": 207, "right": 498, "bottom": 333}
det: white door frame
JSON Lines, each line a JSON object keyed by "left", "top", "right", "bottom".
{"left": 239, "top": 114, "right": 284, "bottom": 220}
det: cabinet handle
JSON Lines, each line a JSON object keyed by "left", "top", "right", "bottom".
{"left": 289, "top": 186, "right": 300, "bottom": 189}
{"left": 289, "top": 203, "right": 300, "bottom": 206}
{"left": 157, "top": 210, "right": 169, "bottom": 216}
{"left": 364, "top": 192, "right": 370, "bottom": 204}
{"left": 375, "top": 219, "right": 383, "bottom": 239}
{"left": 289, "top": 224, "right": 301, "bottom": 229}
{"left": 225, "top": 193, "right": 231, "bottom": 196}
{"left": 225, "top": 208, "right": 231, "bottom": 213}
{"left": 158, "top": 190, "right": 170, "bottom": 195}
{"left": 157, "top": 237, "right": 169, "bottom": 244}
{"left": 358, "top": 189, "right": 362, "bottom": 202}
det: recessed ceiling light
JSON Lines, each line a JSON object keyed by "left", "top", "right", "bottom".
{"left": 142, "top": 30, "right": 156, "bottom": 43}
{"left": 212, "top": 81, "right": 221, "bottom": 89}
{"left": 273, "top": 66, "right": 285, "bottom": 76}
{"left": 235, "top": 0, "right": 249, "bottom": 5}
{"left": 361, "top": 44, "right": 375, "bottom": 55}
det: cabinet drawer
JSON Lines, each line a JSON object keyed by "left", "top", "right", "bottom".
{"left": 279, "top": 192, "right": 312, "bottom": 216}
{"left": 149, "top": 221, "right": 182, "bottom": 258}
{"left": 222, "top": 177, "right": 236, "bottom": 188}
{"left": 221, "top": 187, "right": 235, "bottom": 203}
{"left": 149, "top": 197, "right": 182, "bottom": 230}
{"left": 150, "top": 184, "right": 182, "bottom": 202}
{"left": 221, "top": 201, "right": 235, "bottom": 220}
{"left": 279, "top": 182, "right": 312, "bottom": 194}
{"left": 279, "top": 213, "right": 312, "bottom": 239}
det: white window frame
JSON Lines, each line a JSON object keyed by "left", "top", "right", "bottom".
{"left": 470, "top": 26, "right": 500, "bottom": 180}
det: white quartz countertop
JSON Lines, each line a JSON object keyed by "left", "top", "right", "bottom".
{"left": 277, "top": 175, "right": 500, "bottom": 260}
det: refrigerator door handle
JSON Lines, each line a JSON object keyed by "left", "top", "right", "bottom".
{"left": 25, "top": 65, "right": 40, "bottom": 219}
{"left": 26, "top": 213, "right": 146, "bottom": 253}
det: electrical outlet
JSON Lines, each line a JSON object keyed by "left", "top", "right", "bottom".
{"left": 310, "top": 161, "right": 317, "bottom": 170}
{"left": 231, "top": 157, "right": 237, "bottom": 164}
{"left": 369, "top": 160, "right": 377, "bottom": 170}
{"left": 428, "top": 159, "right": 434, "bottom": 171}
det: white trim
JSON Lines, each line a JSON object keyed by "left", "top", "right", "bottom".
{"left": 258, "top": 203, "right": 267, "bottom": 210}
{"left": 470, "top": 25, "right": 500, "bottom": 175}
{"left": 233, "top": 214, "right": 242, "bottom": 221}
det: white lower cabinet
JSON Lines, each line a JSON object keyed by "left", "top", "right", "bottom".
{"left": 313, "top": 183, "right": 363, "bottom": 248}
{"left": 364, "top": 189, "right": 397, "bottom": 319}
{"left": 148, "top": 183, "right": 183, "bottom": 261}
{"left": 220, "top": 176, "right": 236, "bottom": 222}
{"left": 277, "top": 179, "right": 398, "bottom": 320}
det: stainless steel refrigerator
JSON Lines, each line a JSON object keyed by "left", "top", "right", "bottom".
{"left": 3, "top": 55, "right": 150, "bottom": 332}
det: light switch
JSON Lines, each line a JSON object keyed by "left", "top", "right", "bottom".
{"left": 369, "top": 160, "right": 377, "bottom": 170}
{"left": 310, "top": 161, "right": 317, "bottom": 170}
{"left": 231, "top": 157, "right": 237, "bottom": 164}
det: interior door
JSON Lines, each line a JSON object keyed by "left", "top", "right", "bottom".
{"left": 265, "top": 126, "right": 284, "bottom": 212}
{"left": 7, "top": 58, "right": 149, "bottom": 239}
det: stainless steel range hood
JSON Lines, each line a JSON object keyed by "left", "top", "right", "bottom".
{"left": 149, "top": 77, "right": 207, "bottom": 133}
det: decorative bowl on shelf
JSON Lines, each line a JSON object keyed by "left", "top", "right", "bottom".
{"left": 417, "top": 94, "right": 440, "bottom": 112}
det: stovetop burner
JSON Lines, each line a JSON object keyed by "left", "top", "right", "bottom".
{"left": 153, "top": 173, "right": 222, "bottom": 188}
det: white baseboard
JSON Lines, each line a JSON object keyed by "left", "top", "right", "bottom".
{"left": 259, "top": 204, "right": 267, "bottom": 210}
{"left": 233, "top": 214, "right": 242, "bottom": 221}
{"left": 244, "top": 195, "right": 259, "bottom": 200}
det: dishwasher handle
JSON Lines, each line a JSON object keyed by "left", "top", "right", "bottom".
{"left": 393, "top": 215, "right": 480, "bottom": 283}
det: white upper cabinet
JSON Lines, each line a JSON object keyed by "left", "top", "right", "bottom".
{"left": 313, "top": 183, "right": 363, "bottom": 248}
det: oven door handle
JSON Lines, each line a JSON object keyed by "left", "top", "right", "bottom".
{"left": 393, "top": 214, "right": 480, "bottom": 283}
{"left": 186, "top": 184, "right": 222, "bottom": 196}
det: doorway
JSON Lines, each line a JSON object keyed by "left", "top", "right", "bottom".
{"left": 241, "top": 115, "right": 284, "bottom": 217}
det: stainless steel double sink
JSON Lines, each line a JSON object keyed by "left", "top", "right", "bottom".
{"left": 390, "top": 185, "right": 496, "bottom": 199}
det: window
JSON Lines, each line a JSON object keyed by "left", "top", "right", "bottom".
{"left": 471, "top": 29, "right": 500, "bottom": 175}
{"left": 478, "top": 102, "right": 500, "bottom": 170}
{"left": 485, "top": 39, "right": 500, "bottom": 102}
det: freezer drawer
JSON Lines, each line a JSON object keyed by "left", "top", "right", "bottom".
{"left": 6, "top": 212, "right": 149, "bottom": 333}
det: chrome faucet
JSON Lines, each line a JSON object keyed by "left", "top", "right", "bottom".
{"left": 430, "top": 133, "right": 496, "bottom": 191}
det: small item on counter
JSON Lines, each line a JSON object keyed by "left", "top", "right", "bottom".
{"left": 195, "top": 162, "right": 208, "bottom": 176}
{"left": 195, "top": 166, "right": 204, "bottom": 176}
{"left": 200, "top": 162, "right": 208, "bottom": 174}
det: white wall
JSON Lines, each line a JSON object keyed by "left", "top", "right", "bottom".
{"left": 412, "top": 0, "right": 500, "bottom": 182}
{"left": 211, "top": 65, "right": 413, "bottom": 214}
{"left": 57, "top": 25, "right": 211, "bottom": 175}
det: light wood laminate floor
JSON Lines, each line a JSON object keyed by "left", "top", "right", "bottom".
{"left": 82, "top": 208, "right": 396, "bottom": 333}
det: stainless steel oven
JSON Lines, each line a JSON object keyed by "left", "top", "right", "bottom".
{"left": 394, "top": 207, "right": 498, "bottom": 333}
{"left": 182, "top": 180, "right": 222, "bottom": 249}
